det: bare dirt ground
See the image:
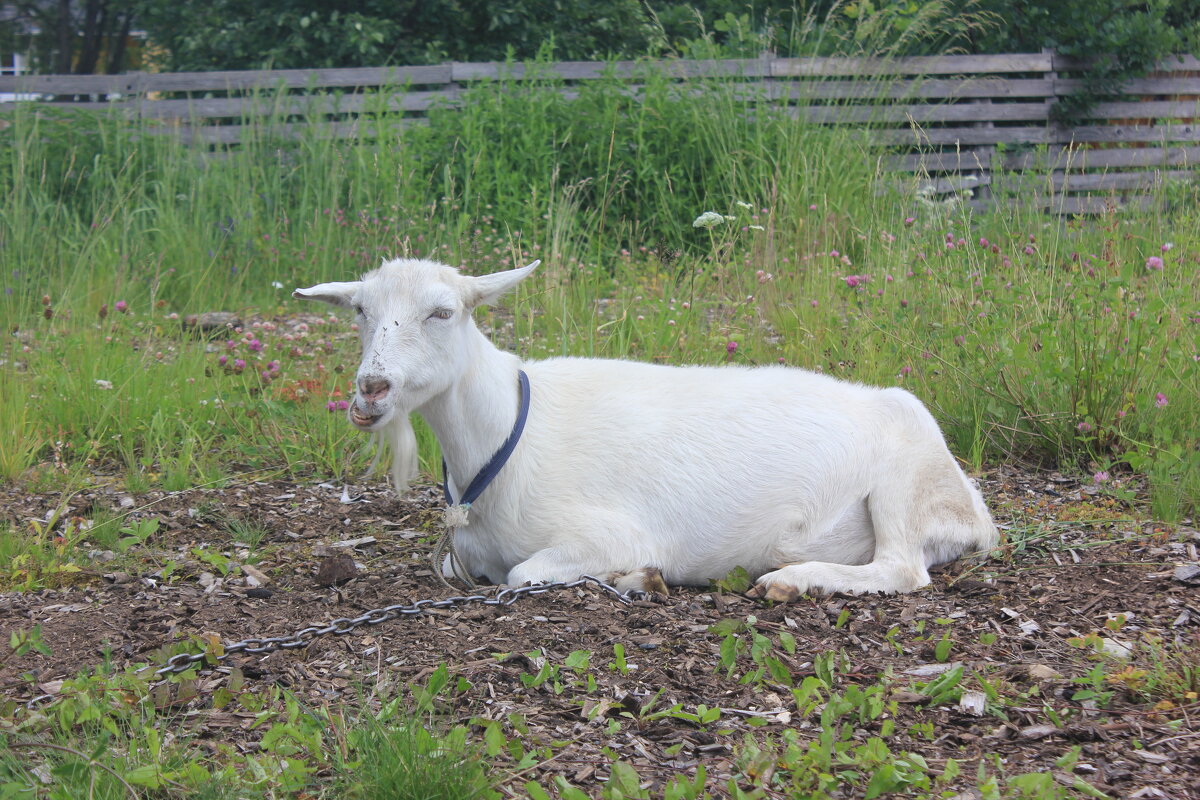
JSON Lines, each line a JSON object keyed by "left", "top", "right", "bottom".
{"left": 1, "top": 466, "right": 1198, "bottom": 798}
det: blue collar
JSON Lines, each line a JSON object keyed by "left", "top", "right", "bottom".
{"left": 441, "top": 369, "right": 530, "bottom": 508}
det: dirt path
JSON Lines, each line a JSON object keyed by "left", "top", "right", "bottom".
{"left": 2, "top": 467, "right": 1197, "bottom": 797}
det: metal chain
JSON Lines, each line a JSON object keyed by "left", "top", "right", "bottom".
{"left": 152, "top": 576, "right": 643, "bottom": 677}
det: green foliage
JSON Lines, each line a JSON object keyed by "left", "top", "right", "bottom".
{"left": 135, "top": 0, "right": 662, "bottom": 70}
{"left": 967, "top": 0, "right": 1200, "bottom": 121}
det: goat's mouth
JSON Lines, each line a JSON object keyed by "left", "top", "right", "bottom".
{"left": 348, "top": 402, "right": 388, "bottom": 429}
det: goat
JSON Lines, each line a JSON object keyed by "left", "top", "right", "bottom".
{"left": 295, "top": 258, "right": 998, "bottom": 599}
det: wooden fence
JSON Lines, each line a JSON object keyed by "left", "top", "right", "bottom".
{"left": 3, "top": 52, "right": 1199, "bottom": 214}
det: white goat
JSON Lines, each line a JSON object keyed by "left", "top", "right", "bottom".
{"left": 295, "top": 258, "right": 998, "bottom": 599}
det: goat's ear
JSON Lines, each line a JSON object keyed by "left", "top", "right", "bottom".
{"left": 293, "top": 281, "right": 361, "bottom": 308}
{"left": 464, "top": 260, "right": 540, "bottom": 308}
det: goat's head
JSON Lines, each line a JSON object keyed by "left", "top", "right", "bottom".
{"left": 294, "top": 258, "right": 539, "bottom": 430}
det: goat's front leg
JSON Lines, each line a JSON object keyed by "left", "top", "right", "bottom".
{"left": 505, "top": 546, "right": 667, "bottom": 594}
{"left": 506, "top": 546, "right": 612, "bottom": 586}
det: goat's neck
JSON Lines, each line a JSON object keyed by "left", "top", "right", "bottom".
{"left": 418, "top": 328, "right": 522, "bottom": 496}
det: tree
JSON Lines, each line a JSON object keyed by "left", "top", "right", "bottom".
{"left": 965, "top": 0, "right": 1200, "bottom": 120}
{"left": 1, "top": 0, "right": 137, "bottom": 73}
{"left": 133, "top": 0, "right": 660, "bottom": 71}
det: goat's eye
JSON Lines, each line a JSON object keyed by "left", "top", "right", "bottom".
{"left": 353, "top": 304, "right": 365, "bottom": 317}
{"left": 428, "top": 308, "right": 454, "bottom": 321}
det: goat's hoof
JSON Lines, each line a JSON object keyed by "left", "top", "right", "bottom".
{"left": 747, "top": 581, "right": 801, "bottom": 603}
{"left": 610, "top": 567, "right": 669, "bottom": 596}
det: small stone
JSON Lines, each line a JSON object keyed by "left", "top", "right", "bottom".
{"left": 240, "top": 564, "right": 270, "bottom": 587}
{"left": 315, "top": 553, "right": 359, "bottom": 587}
{"left": 1099, "top": 637, "right": 1133, "bottom": 658}
{"left": 245, "top": 587, "right": 274, "bottom": 599}
{"left": 1027, "top": 664, "right": 1063, "bottom": 680}
{"left": 183, "top": 311, "right": 241, "bottom": 334}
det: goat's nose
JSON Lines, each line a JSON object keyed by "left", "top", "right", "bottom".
{"left": 358, "top": 376, "right": 391, "bottom": 403}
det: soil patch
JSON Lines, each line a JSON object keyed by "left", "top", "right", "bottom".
{"left": 2, "top": 467, "right": 1198, "bottom": 797}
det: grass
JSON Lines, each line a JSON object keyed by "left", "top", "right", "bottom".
{"left": 0, "top": 42, "right": 1198, "bottom": 799}
{"left": 1, "top": 67, "right": 1194, "bottom": 517}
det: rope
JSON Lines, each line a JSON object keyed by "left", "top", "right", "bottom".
{"left": 435, "top": 369, "right": 531, "bottom": 589}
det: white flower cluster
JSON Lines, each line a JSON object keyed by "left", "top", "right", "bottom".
{"left": 692, "top": 211, "right": 727, "bottom": 229}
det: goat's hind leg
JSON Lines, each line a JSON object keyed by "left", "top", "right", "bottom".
{"left": 751, "top": 422, "right": 991, "bottom": 599}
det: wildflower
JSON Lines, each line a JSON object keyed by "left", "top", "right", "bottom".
{"left": 1155, "top": 392, "right": 1168, "bottom": 408}
{"left": 1146, "top": 256, "right": 1164, "bottom": 270}
{"left": 726, "top": 341, "right": 738, "bottom": 355}
{"left": 844, "top": 276, "right": 861, "bottom": 288}
{"left": 693, "top": 211, "right": 725, "bottom": 229}
{"left": 904, "top": 217, "right": 915, "bottom": 226}
{"left": 98, "top": 304, "right": 108, "bottom": 320}
{"left": 1023, "top": 246, "right": 1035, "bottom": 256}
{"left": 979, "top": 238, "right": 989, "bottom": 248}
{"left": 1161, "top": 242, "right": 1174, "bottom": 252}
{"left": 954, "top": 335, "right": 965, "bottom": 346}
{"left": 735, "top": 200, "right": 753, "bottom": 210}
{"left": 900, "top": 299, "right": 909, "bottom": 308}
{"left": 809, "top": 204, "right": 818, "bottom": 211}
{"left": 1093, "top": 471, "right": 1109, "bottom": 484}
{"left": 272, "top": 281, "right": 284, "bottom": 289}
{"left": 830, "top": 250, "right": 840, "bottom": 258}
{"left": 326, "top": 401, "right": 337, "bottom": 412}
{"left": 219, "top": 355, "right": 228, "bottom": 366}
{"left": 337, "top": 400, "right": 349, "bottom": 411}
{"left": 233, "top": 358, "right": 246, "bottom": 370}
{"left": 95, "top": 379, "right": 113, "bottom": 390}
{"left": 899, "top": 365, "right": 912, "bottom": 376}
{"left": 810, "top": 300, "right": 819, "bottom": 307}
{"left": 268, "top": 360, "right": 281, "bottom": 371}
{"left": 115, "top": 300, "right": 128, "bottom": 313}
{"left": 1077, "top": 421, "right": 1093, "bottom": 433}
{"left": 247, "top": 338, "right": 263, "bottom": 352}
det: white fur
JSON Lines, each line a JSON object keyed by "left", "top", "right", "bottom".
{"left": 295, "top": 258, "right": 998, "bottom": 597}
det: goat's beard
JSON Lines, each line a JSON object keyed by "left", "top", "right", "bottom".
{"left": 381, "top": 414, "right": 419, "bottom": 492}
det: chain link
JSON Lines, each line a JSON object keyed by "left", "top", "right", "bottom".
{"left": 153, "top": 576, "right": 642, "bottom": 677}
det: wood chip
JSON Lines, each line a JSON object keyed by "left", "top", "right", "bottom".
{"left": 958, "top": 690, "right": 986, "bottom": 716}
{"left": 1019, "top": 723, "right": 1060, "bottom": 740}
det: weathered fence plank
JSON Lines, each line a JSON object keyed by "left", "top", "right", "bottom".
{"left": 3, "top": 51, "right": 1198, "bottom": 214}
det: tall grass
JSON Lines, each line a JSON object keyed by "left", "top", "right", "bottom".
{"left": 1, "top": 56, "right": 1196, "bottom": 517}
